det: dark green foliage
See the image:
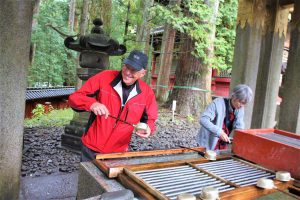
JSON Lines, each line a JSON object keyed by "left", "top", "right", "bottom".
{"left": 150, "top": 0, "right": 238, "bottom": 70}
{"left": 27, "top": 0, "right": 238, "bottom": 86}
{"left": 28, "top": 0, "right": 76, "bottom": 87}
{"left": 109, "top": 0, "right": 152, "bottom": 70}
{"left": 215, "top": 0, "right": 238, "bottom": 69}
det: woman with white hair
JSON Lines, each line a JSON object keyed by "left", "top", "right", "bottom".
{"left": 197, "top": 84, "right": 253, "bottom": 150}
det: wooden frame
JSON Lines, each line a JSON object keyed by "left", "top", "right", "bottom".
{"left": 117, "top": 157, "right": 294, "bottom": 200}
{"left": 95, "top": 147, "right": 205, "bottom": 160}
{"left": 233, "top": 128, "right": 300, "bottom": 179}
{"left": 94, "top": 147, "right": 206, "bottom": 178}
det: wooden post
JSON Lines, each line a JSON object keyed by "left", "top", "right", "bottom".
{"left": 251, "top": 2, "right": 289, "bottom": 128}
{"left": 278, "top": 1, "right": 300, "bottom": 134}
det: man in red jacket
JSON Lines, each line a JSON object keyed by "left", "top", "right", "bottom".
{"left": 69, "top": 50, "right": 158, "bottom": 161}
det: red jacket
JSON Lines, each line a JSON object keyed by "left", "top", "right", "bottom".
{"left": 68, "top": 70, "right": 158, "bottom": 153}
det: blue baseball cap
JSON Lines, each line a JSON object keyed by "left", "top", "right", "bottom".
{"left": 124, "top": 50, "right": 148, "bottom": 71}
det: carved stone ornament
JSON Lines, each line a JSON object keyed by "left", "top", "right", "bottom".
{"left": 64, "top": 18, "right": 126, "bottom": 56}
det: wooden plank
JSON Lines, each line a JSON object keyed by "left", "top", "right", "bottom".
{"left": 187, "top": 162, "right": 241, "bottom": 188}
{"left": 219, "top": 180, "right": 294, "bottom": 200}
{"left": 95, "top": 147, "right": 205, "bottom": 160}
{"left": 126, "top": 156, "right": 230, "bottom": 172}
{"left": 117, "top": 173, "right": 156, "bottom": 200}
{"left": 126, "top": 155, "right": 231, "bottom": 172}
{"left": 93, "top": 159, "right": 109, "bottom": 175}
{"left": 123, "top": 168, "right": 169, "bottom": 200}
{"left": 94, "top": 154, "right": 231, "bottom": 178}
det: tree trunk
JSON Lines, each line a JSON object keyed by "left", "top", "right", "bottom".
{"left": 156, "top": 0, "right": 181, "bottom": 103}
{"left": 99, "top": 0, "right": 112, "bottom": 35}
{"left": 136, "top": 0, "right": 154, "bottom": 83}
{"left": 123, "top": 1, "right": 131, "bottom": 45}
{"left": 168, "top": 0, "right": 219, "bottom": 118}
{"left": 80, "top": 0, "right": 89, "bottom": 36}
{"left": 136, "top": 0, "right": 153, "bottom": 49}
{"left": 77, "top": 0, "right": 89, "bottom": 89}
{"left": 30, "top": 0, "right": 40, "bottom": 65}
{"left": 168, "top": 35, "right": 210, "bottom": 117}
{"left": 89, "top": 0, "right": 112, "bottom": 34}
{"left": 144, "top": 26, "right": 152, "bottom": 84}
{"left": 155, "top": 22, "right": 177, "bottom": 103}
{"left": 68, "top": 0, "right": 76, "bottom": 32}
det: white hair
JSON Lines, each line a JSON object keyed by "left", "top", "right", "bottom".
{"left": 231, "top": 84, "right": 253, "bottom": 103}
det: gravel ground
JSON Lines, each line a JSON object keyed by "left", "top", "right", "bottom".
{"left": 22, "top": 110, "right": 199, "bottom": 177}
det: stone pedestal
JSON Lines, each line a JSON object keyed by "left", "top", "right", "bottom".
{"left": 62, "top": 112, "right": 90, "bottom": 151}
{"left": 77, "top": 162, "right": 125, "bottom": 199}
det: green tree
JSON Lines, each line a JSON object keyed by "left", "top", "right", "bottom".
{"left": 214, "top": 0, "right": 238, "bottom": 70}
{"left": 28, "top": 0, "right": 76, "bottom": 87}
{"left": 150, "top": 0, "right": 238, "bottom": 116}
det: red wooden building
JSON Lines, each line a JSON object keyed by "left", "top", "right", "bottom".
{"left": 25, "top": 87, "right": 75, "bottom": 118}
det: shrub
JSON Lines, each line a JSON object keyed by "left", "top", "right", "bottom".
{"left": 24, "top": 108, "right": 74, "bottom": 127}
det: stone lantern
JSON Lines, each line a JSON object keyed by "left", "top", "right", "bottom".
{"left": 62, "top": 18, "right": 126, "bottom": 151}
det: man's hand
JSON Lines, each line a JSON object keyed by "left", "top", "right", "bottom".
{"left": 90, "top": 102, "right": 109, "bottom": 119}
{"left": 135, "top": 126, "right": 151, "bottom": 138}
{"left": 219, "top": 131, "right": 230, "bottom": 143}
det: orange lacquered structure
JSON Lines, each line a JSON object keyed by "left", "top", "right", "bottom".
{"left": 232, "top": 129, "right": 300, "bottom": 180}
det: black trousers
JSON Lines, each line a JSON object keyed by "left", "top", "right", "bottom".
{"left": 81, "top": 144, "right": 98, "bottom": 162}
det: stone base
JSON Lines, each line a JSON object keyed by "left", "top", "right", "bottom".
{"left": 77, "top": 162, "right": 125, "bottom": 199}
{"left": 62, "top": 112, "right": 90, "bottom": 151}
{"left": 61, "top": 133, "right": 82, "bottom": 152}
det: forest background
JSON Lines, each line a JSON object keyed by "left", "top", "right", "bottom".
{"left": 28, "top": 0, "right": 238, "bottom": 117}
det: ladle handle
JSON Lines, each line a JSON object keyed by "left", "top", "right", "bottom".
{"left": 178, "top": 145, "right": 205, "bottom": 157}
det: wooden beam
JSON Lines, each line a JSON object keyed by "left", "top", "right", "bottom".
{"left": 95, "top": 147, "right": 205, "bottom": 160}
{"left": 118, "top": 173, "right": 157, "bottom": 200}
{"left": 219, "top": 180, "right": 294, "bottom": 200}
{"left": 188, "top": 162, "right": 241, "bottom": 188}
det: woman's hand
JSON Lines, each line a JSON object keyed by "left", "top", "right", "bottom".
{"left": 219, "top": 131, "right": 230, "bottom": 143}
{"left": 90, "top": 102, "right": 110, "bottom": 119}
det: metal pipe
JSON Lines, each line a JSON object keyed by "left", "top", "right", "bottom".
{"left": 161, "top": 181, "right": 225, "bottom": 194}
{"left": 144, "top": 173, "right": 208, "bottom": 183}
{"left": 155, "top": 176, "right": 220, "bottom": 189}
{"left": 197, "top": 159, "right": 233, "bottom": 166}
{"left": 164, "top": 182, "right": 228, "bottom": 197}
{"left": 137, "top": 167, "right": 196, "bottom": 177}
{"left": 218, "top": 170, "right": 270, "bottom": 178}
{"left": 232, "top": 175, "right": 275, "bottom": 186}
{"left": 200, "top": 164, "right": 252, "bottom": 172}
{"left": 207, "top": 168, "right": 263, "bottom": 175}
{"left": 156, "top": 178, "right": 218, "bottom": 191}
{"left": 150, "top": 175, "right": 211, "bottom": 187}
{"left": 135, "top": 165, "right": 190, "bottom": 174}
{"left": 140, "top": 171, "right": 202, "bottom": 181}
